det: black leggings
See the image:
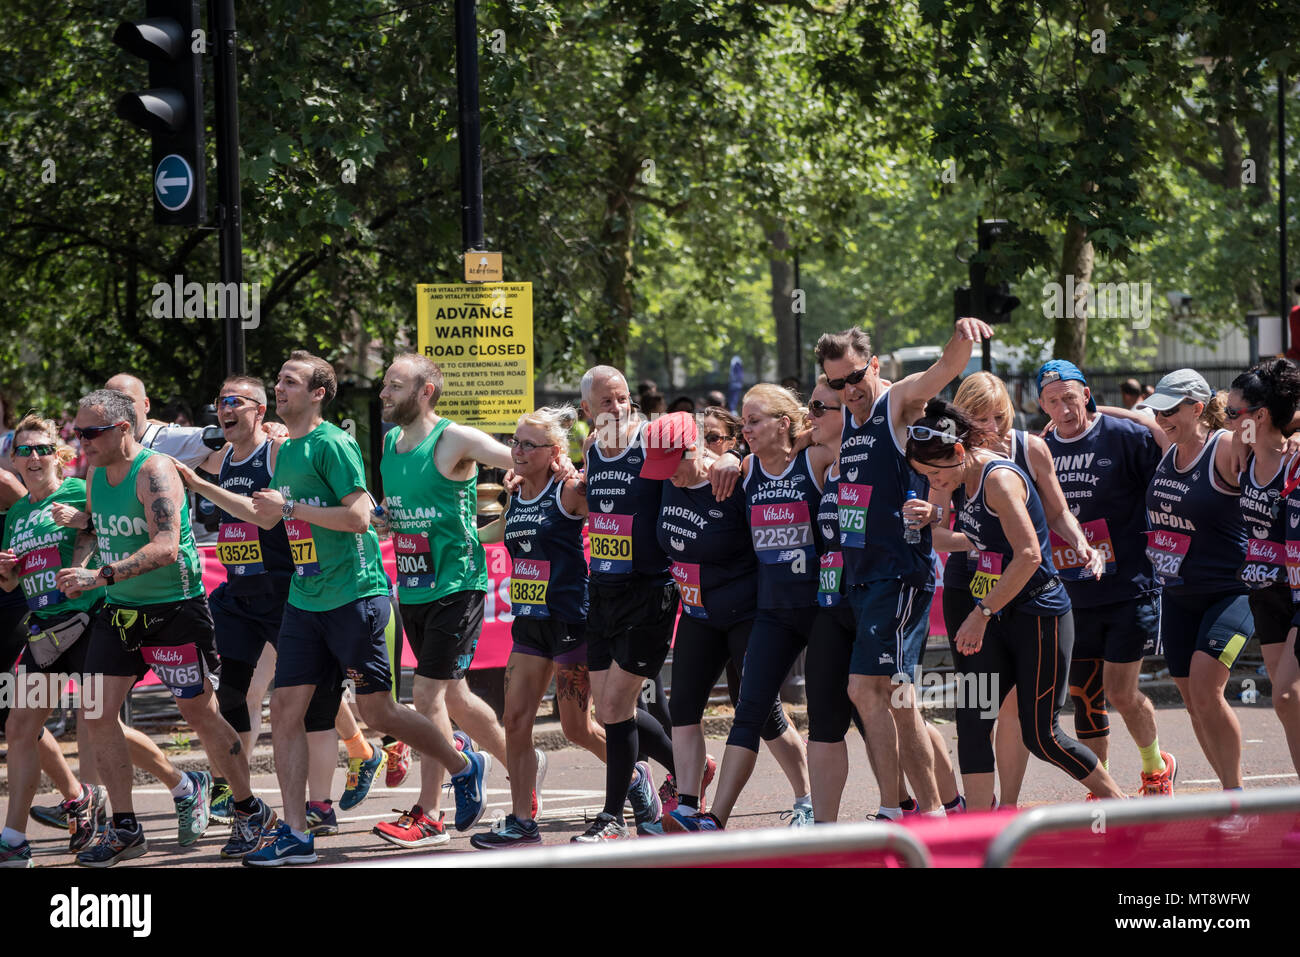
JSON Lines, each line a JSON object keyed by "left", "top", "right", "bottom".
{"left": 726, "top": 607, "right": 809, "bottom": 752}
{"left": 216, "top": 655, "right": 342, "bottom": 735}
{"left": 669, "top": 615, "right": 787, "bottom": 740}
{"left": 0, "top": 598, "right": 30, "bottom": 736}
{"left": 805, "top": 603, "right": 866, "bottom": 743}
{"left": 944, "top": 582, "right": 997, "bottom": 774}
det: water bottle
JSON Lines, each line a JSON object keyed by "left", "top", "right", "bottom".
{"left": 904, "top": 490, "right": 921, "bottom": 544}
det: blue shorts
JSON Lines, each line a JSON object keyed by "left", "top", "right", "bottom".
{"left": 1159, "top": 589, "right": 1253, "bottom": 679}
{"left": 847, "top": 579, "right": 932, "bottom": 680}
{"left": 1071, "top": 593, "right": 1161, "bottom": 664}
{"left": 209, "top": 580, "right": 289, "bottom": 665}
{"left": 275, "top": 595, "right": 393, "bottom": 695}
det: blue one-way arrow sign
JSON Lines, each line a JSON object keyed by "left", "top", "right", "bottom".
{"left": 154, "top": 154, "right": 195, "bottom": 212}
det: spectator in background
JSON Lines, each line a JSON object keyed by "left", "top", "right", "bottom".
{"left": 1142, "top": 384, "right": 1155, "bottom": 399}
{"left": 705, "top": 389, "right": 728, "bottom": 412}
{"left": 641, "top": 392, "right": 665, "bottom": 416}
{"left": 160, "top": 398, "right": 195, "bottom": 427}
{"left": 668, "top": 395, "right": 696, "bottom": 414}
{"left": 1120, "top": 378, "right": 1143, "bottom": 410}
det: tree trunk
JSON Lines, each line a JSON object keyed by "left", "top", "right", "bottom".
{"left": 593, "top": 151, "right": 641, "bottom": 370}
{"left": 767, "top": 225, "right": 798, "bottom": 383}
{"left": 1053, "top": 218, "right": 1094, "bottom": 365}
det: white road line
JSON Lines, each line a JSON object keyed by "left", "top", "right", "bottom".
{"left": 1182, "top": 772, "right": 1299, "bottom": 785}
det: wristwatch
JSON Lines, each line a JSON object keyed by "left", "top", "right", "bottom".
{"left": 975, "top": 598, "right": 993, "bottom": 618}
{"left": 282, "top": 500, "right": 296, "bottom": 522}
{"left": 931, "top": 505, "right": 944, "bottom": 525}
{"left": 98, "top": 565, "right": 116, "bottom": 586}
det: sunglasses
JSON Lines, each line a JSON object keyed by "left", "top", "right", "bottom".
{"left": 218, "top": 395, "right": 257, "bottom": 409}
{"left": 74, "top": 422, "right": 125, "bottom": 441}
{"left": 907, "top": 425, "right": 959, "bottom": 444}
{"left": 13, "top": 444, "right": 56, "bottom": 457}
{"left": 704, "top": 432, "right": 728, "bottom": 444}
{"left": 1224, "top": 404, "right": 1262, "bottom": 421}
{"left": 507, "top": 436, "right": 549, "bottom": 453}
{"left": 1153, "top": 400, "right": 1195, "bottom": 418}
{"left": 826, "top": 364, "right": 871, "bottom": 391}
{"left": 809, "top": 400, "right": 842, "bottom": 418}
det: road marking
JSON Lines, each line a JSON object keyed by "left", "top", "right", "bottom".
{"left": 1182, "top": 772, "right": 1298, "bottom": 785}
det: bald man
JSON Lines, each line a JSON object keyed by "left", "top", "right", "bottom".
{"left": 105, "top": 374, "right": 227, "bottom": 474}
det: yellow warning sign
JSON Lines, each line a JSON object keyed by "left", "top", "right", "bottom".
{"left": 416, "top": 283, "right": 534, "bottom": 432}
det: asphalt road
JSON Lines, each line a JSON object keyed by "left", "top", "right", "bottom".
{"left": 16, "top": 699, "right": 1299, "bottom": 868}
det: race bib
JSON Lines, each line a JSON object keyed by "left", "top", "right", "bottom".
{"left": 1049, "top": 518, "right": 1116, "bottom": 582}
{"left": 18, "top": 546, "right": 65, "bottom": 611}
{"left": 750, "top": 501, "right": 814, "bottom": 564}
{"left": 284, "top": 518, "right": 321, "bottom": 577}
{"left": 1145, "top": 529, "right": 1191, "bottom": 585}
{"left": 509, "top": 558, "right": 551, "bottom": 618}
{"left": 969, "top": 551, "right": 1003, "bottom": 600}
{"left": 671, "top": 562, "right": 706, "bottom": 619}
{"left": 1238, "top": 538, "right": 1285, "bottom": 589}
{"left": 818, "top": 552, "right": 843, "bottom": 607}
{"left": 394, "top": 532, "right": 437, "bottom": 590}
{"left": 589, "top": 513, "right": 634, "bottom": 574}
{"left": 837, "top": 483, "right": 872, "bottom": 549}
{"left": 216, "top": 522, "right": 265, "bottom": 577}
{"left": 141, "top": 643, "right": 206, "bottom": 699}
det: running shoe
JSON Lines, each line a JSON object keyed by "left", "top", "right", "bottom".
{"left": 450, "top": 749, "right": 491, "bottom": 831}
{"left": 782, "top": 804, "right": 815, "bottom": 828}
{"left": 533, "top": 748, "right": 548, "bottom": 819}
{"left": 454, "top": 729, "right": 475, "bottom": 753}
{"left": 1138, "top": 750, "right": 1177, "bottom": 797}
{"left": 383, "top": 740, "right": 412, "bottom": 788}
{"left": 900, "top": 796, "right": 920, "bottom": 816}
{"left": 1210, "top": 813, "right": 1260, "bottom": 837}
{"left": 626, "top": 761, "right": 661, "bottom": 825}
{"left": 662, "top": 809, "right": 721, "bottom": 833}
{"left": 242, "top": 823, "right": 317, "bottom": 867}
{"left": 636, "top": 820, "right": 665, "bottom": 836}
{"left": 0, "top": 837, "right": 33, "bottom": 868}
{"left": 306, "top": 800, "right": 339, "bottom": 836}
{"left": 76, "top": 823, "right": 147, "bottom": 868}
{"left": 944, "top": 795, "right": 968, "bottom": 815}
{"left": 66, "top": 783, "right": 108, "bottom": 853}
{"left": 470, "top": 814, "right": 541, "bottom": 850}
{"left": 865, "top": 810, "right": 903, "bottom": 822}
{"left": 221, "top": 798, "right": 279, "bottom": 859}
{"left": 571, "top": 812, "right": 632, "bottom": 842}
{"left": 339, "top": 745, "right": 387, "bottom": 811}
{"left": 209, "top": 781, "right": 235, "bottom": 824}
{"left": 174, "top": 770, "right": 213, "bottom": 846}
{"left": 373, "top": 805, "right": 450, "bottom": 849}
{"left": 29, "top": 799, "right": 69, "bottom": 831}
{"left": 658, "top": 772, "right": 679, "bottom": 815}
{"left": 699, "top": 754, "right": 717, "bottom": 813}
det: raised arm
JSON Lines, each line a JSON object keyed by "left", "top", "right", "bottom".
{"left": 890, "top": 318, "right": 994, "bottom": 432}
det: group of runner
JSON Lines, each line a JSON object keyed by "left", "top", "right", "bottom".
{"left": 2, "top": 321, "right": 1299, "bottom": 864}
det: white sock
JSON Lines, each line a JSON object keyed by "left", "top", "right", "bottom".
{"left": 290, "top": 827, "right": 310, "bottom": 843}
{"left": 794, "top": 793, "right": 812, "bottom": 810}
{"left": 170, "top": 774, "right": 195, "bottom": 799}
{"left": 924, "top": 809, "right": 946, "bottom": 819}
{"left": 1, "top": 826, "right": 25, "bottom": 846}
{"left": 875, "top": 806, "right": 902, "bottom": 821}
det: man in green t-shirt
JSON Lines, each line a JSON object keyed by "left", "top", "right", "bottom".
{"left": 57, "top": 389, "right": 275, "bottom": 867}
{"left": 239, "top": 351, "right": 488, "bottom": 865}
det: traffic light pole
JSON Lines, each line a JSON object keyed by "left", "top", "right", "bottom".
{"left": 454, "top": 0, "right": 485, "bottom": 252}
{"left": 211, "top": 0, "right": 244, "bottom": 376}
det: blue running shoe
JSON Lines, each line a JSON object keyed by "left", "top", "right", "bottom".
{"left": 450, "top": 749, "right": 491, "bottom": 831}
{"left": 663, "top": 809, "right": 721, "bottom": 833}
{"left": 0, "top": 837, "right": 33, "bottom": 868}
{"left": 635, "top": 820, "right": 665, "bottom": 837}
{"left": 339, "top": 745, "right": 387, "bottom": 811}
{"left": 453, "top": 730, "right": 475, "bottom": 754}
{"left": 221, "top": 798, "right": 279, "bottom": 858}
{"left": 626, "top": 761, "right": 661, "bottom": 825}
{"left": 242, "top": 823, "right": 317, "bottom": 867}
{"left": 470, "top": 814, "right": 541, "bottom": 850}
{"left": 209, "top": 782, "right": 234, "bottom": 825}
{"left": 76, "top": 823, "right": 148, "bottom": 867}
{"left": 175, "top": 770, "right": 213, "bottom": 846}
{"left": 781, "top": 804, "right": 815, "bottom": 828}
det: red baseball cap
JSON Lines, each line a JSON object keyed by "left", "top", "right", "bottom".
{"left": 639, "top": 412, "right": 698, "bottom": 480}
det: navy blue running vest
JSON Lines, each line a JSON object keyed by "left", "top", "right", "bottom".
{"left": 216, "top": 440, "right": 293, "bottom": 595}
{"left": 657, "top": 479, "right": 755, "bottom": 625}
{"left": 744, "top": 448, "right": 820, "bottom": 609}
{"left": 584, "top": 422, "right": 669, "bottom": 584}
{"left": 504, "top": 477, "right": 588, "bottom": 621}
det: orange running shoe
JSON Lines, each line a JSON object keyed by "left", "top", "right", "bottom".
{"left": 1138, "top": 750, "right": 1177, "bottom": 797}
{"left": 384, "top": 740, "right": 412, "bottom": 788}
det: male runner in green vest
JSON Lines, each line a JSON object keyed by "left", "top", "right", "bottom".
{"left": 239, "top": 352, "right": 487, "bottom": 864}
{"left": 57, "top": 389, "right": 275, "bottom": 866}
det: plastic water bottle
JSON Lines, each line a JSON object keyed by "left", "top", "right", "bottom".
{"left": 904, "top": 490, "right": 921, "bottom": 544}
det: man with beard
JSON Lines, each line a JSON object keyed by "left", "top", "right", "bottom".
{"left": 369, "top": 354, "right": 525, "bottom": 847}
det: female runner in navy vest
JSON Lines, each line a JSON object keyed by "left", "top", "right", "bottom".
{"left": 908, "top": 399, "right": 1124, "bottom": 798}
{"left": 472, "top": 406, "right": 606, "bottom": 848}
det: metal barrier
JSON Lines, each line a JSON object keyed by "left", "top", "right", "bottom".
{"left": 347, "top": 820, "right": 931, "bottom": 868}
{"left": 983, "top": 785, "right": 1300, "bottom": 868}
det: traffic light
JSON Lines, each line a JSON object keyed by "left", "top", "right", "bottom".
{"left": 112, "top": 0, "right": 207, "bottom": 226}
{"left": 969, "top": 219, "right": 1020, "bottom": 324}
